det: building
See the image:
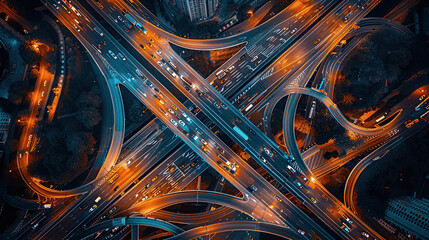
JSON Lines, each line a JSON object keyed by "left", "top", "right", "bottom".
{"left": 385, "top": 197, "right": 429, "bottom": 240}
{"left": 0, "top": 108, "right": 11, "bottom": 144}
{"left": 174, "top": 0, "right": 219, "bottom": 22}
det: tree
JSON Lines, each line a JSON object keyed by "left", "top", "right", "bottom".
{"left": 76, "top": 107, "right": 102, "bottom": 129}
{"left": 340, "top": 93, "right": 356, "bottom": 106}
{"left": 312, "top": 108, "right": 345, "bottom": 145}
{"left": 128, "top": 100, "right": 146, "bottom": 123}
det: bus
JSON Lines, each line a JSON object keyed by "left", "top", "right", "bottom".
{"left": 180, "top": 75, "right": 194, "bottom": 88}
{"left": 233, "top": 126, "right": 249, "bottom": 141}
{"left": 318, "top": 77, "right": 326, "bottom": 90}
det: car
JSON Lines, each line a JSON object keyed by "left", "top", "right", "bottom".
{"left": 168, "top": 108, "right": 174, "bottom": 114}
{"left": 117, "top": 53, "right": 126, "bottom": 61}
{"left": 109, "top": 207, "right": 117, "bottom": 214}
{"left": 227, "top": 66, "right": 235, "bottom": 72}
{"left": 126, "top": 73, "right": 135, "bottom": 81}
{"left": 221, "top": 103, "right": 228, "bottom": 109}
{"left": 179, "top": 120, "right": 185, "bottom": 127}
{"left": 44, "top": 81, "right": 47, "bottom": 86}
{"left": 73, "top": 24, "right": 80, "bottom": 32}
{"left": 149, "top": 38, "right": 154, "bottom": 43}
{"left": 114, "top": 186, "right": 119, "bottom": 191}
{"left": 139, "top": 44, "right": 145, "bottom": 49}
{"left": 151, "top": 176, "right": 158, "bottom": 182}
{"left": 32, "top": 223, "right": 39, "bottom": 229}
{"left": 181, "top": 129, "right": 189, "bottom": 136}
{"left": 213, "top": 102, "right": 220, "bottom": 108}
{"left": 182, "top": 112, "right": 191, "bottom": 122}
{"left": 291, "top": 28, "right": 297, "bottom": 34}
{"left": 95, "top": 196, "right": 101, "bottom": 203}
{"left": 151, "top": 54, "right": 156, "bottom": 58}
{"left": 223, "top": 165, "right": 230, "bottom": 171}
{"left": 238, "top": 55, "right": 245, "bottom": 61}
{"left": 341, "top": 224, "right": 351, "bottom": 232}
{"left": 108, "top": 50, "right": 117, "bottom": 59}
{"left": 230, "top": 164, "right": 237, "bottom": 172}
{"left": 96, "top": 2, "right": 104, "bottom": 9}
{"left": 201, "top": 139, "right": 208, "bottom": 145}
{"left": 38, "top": 99, "right": 41, "bottom": 105}
{"left": 141, "top": 196, "right": 148, "bottom": 201}
{"left": 167, "top": 67, "right": 177, "bottom": 77}
{"left": 157, "top": 61, "right": 162, "bottom": 66}
{"left": 345, "top": 218, "right": 353, "bottom": 224}
{"left": 263, "top": 147, "right": 273, "bottom": 157}
{"left": 216, "top": 146, "right": 224, "bottom": 154}
{"left": 171, "top": 105, "right": 178, "bottom": 110}
{"left": 89, "top": 205, "right": 97, "bottom": 212}
{"left": 311, "top": 197, "right": 317, "bottom": 203}
{"left": 361, "top": 232, "right": 369, "bottom": 238}
{"left": 314, "top": 38, "right": 321, "bottom": 44}
{"left": 170, "top": 119, "right": 177, "bottom": 126}
{"left": 193, "top": 134, "right": 199, "bottom": 140}
{"left": 195, "top": 128, "right": 203, "bottom": 134}
{"left": 135, "top": 193, "right": 139, "bottom": 198}
{"left": 273, "top": 194, "right": 282, "bottom": 202}
{"left": 126, "top": 160, "right": 131, "bottom": 166}
{"left": 249, "top": 185, "right": 257, "bottom": 192}
{"left": 145, "top": 182, "right": 151, "bottom": 188}
{"left": 201, "top": 146, "right": 207, "bottom": 151}
{"left": 154, "top": 95, "right": 164, "bottom": 104}
{"left": 298, "top": 229, "right": 305, "bottom": 235}
{"left": 156, "top": 50, "right": 162, "bottom": 55}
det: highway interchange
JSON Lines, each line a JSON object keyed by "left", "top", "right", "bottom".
{"left": 6, "top": 0, "right": 428, "bottom": 239}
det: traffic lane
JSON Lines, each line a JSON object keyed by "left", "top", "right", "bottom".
{"left": 51, "top": 0, "right": 332, "bottom": 238}
{"left": 231, "top": 0, "right": 370, "bottom": 110}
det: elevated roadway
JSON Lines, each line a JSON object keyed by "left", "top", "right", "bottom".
{"left": 76, "top": 216, "right": 184, "bottom": 239}
{"left": 166, "top": 221, "right": 304, "bottom": 240}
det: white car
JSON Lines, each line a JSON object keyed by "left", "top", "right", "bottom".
{"left": 89, "top": 205, "right": 97, "bottom": 212}
{"left": 117, "top": 52, "right": 126, "bottom": 61}
{"left": 170, "top": 119, "right": 177, "bottom": 126}
{"left": 178, "top": 120, "right": 185, "bottom": 127}
{"left": 291, "top": 28, "right": 297, "bottom": 34}
{"left": 95, "top": 197, "right": 101, "bottom": 203}
{"left": 156, "top": 50, "right": 162, "bottom": 55}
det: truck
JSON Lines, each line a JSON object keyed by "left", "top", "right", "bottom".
{"left": 124, "top": 13, "right": 147, "bottom": 34}
{"left": 233, "top": 126, "right": 249, "bottom": 141}
{"left": 108, "top": 173, "right": 119, "bottom": 184}
{"left": 180, "top": 75, "right": 194, "bottom": 88}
